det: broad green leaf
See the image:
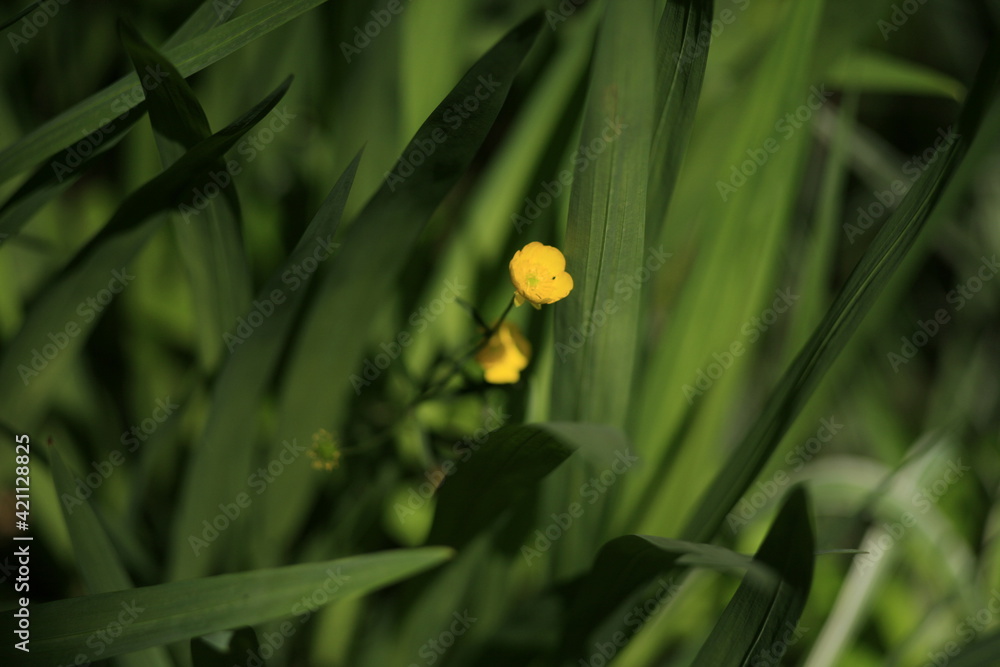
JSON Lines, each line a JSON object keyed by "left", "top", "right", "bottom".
{"left": 691, "top": 486, "right": 815, "bottom": 666}
{"left": 646, "top": 0, "right": 714, "bottom": 243}
{"left": 551, "top": 0, "right": 655, "bottom": 427}
{"left": 428, "top": 422, "right": 625, "bottom": 548}
{"left": 48, "top": 446, "right": 173, "bottom": 667}
{"left": 251, "top": 12, "right": 545, "bottom": 568}
{"left": 4, "top": 548, "right": 451, "bottom": 666}
{"left": 169, "top": 151, "right": 362, "bottom": 582}
{"left": 0, "top": 78, "right": 292, "bottom": 428}
{"left": 0, "top": 0, "right": 329, "bottom": 184}
{"left": 680, "top": 45, "right": 1000, "bottom": 546}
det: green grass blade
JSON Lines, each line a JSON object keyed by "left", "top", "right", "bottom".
{"left": 551, "top": 0, "right": 656, "bottom": 427}
{"left": 0, "top": 78, "right": 291, "bottom": 428}
{"left": 680, "top": 45, "right": 1000, "bottom": 546}
{"left": 0, "top": 0, "right": 329, "bottom": 185}
{"left": 251, "top": 13, "right": 544, "bottom": 567}
{"left": 119, "top": 19, "right": 212, "bottom": 148}
{"left": 162, "top": 0, "right": 235, "bottom": 50}
{"left": 119, "top": 18, "right": 252, "bottom": 370}
{"left": 169, "top": 151, "right": 361, "bottom": 582}
{"left": 690, "top": 486, "right": 815, "bottom": 666}
{"left": 0, "top": 110, "right": 146, "bottom": 240}
{"left": 627, "top": 0, "right": 828, "bottom": 536}
{"left": 48, "top": 445, "right": 174, "bottom": 667}
{"left": 646, "top": 0, "right": 714, "bottom": 242}
{"left": 4, "top": 548, "right": 451, "bottom": 666}
{"left": 0, "top": 0, "right": 231, "bottom": 237}
{"left": 826, "top": 49, "right": 966, "bottom": 101}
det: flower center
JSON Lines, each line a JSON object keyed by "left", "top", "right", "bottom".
{"left": 526, "top": 272, "right": 540, "bottom": 288}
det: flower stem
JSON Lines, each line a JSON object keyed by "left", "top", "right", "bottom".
{"left": 413, "top": 294, "right": 516, "bottom": 403}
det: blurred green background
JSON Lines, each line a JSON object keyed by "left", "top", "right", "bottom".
{"left": 1, "top": 0, "right": 999, "bottom": 665}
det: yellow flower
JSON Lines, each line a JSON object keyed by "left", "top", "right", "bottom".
{"left": 475, "top": 322, "right": 531, "bottom": 384}
{"left": 509, "top": 242, "right": 573, "bottom": 309}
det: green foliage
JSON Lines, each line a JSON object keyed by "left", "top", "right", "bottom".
{"left": 1, "top": 0, "right": 998, "bottom": 665}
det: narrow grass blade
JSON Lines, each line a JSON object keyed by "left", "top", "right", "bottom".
{"left": 690, "top": 486, "right": 815, "bottom": 666}
{"left": 48, "top": 445, "right": 173, "bottom": 667}
{"left": 827, "top": 49, "right": 965, "bottom": 101}
{"left": 0, "top": 78, "right": 291, "bottom": 428}
{"left": 647, "top": 0, "right": 714, "bottom": 242}
{"left": 0, "top": 0, "right": 329, "bottom": 184}
{"left": 169, "top": 151, "right": 361, "bottom": 582}
{"left": 119, "top": 19, "right": 212, "bottom": 148}
{"left": 3, "top": 548, "right": 451, "bottom": 666}
{"left": 0, "top": 0, "right": 232, "bottom": 237}
{"left": 551, "top": 0, "right": 655, "bottom": 427}
{"left": 680, "top": 46, "right": 1000, "bottom": 546}
{"left": 119, "top": 18, "right": 252, "bottom": 370}
{"left": 0, "top": 111, "right": 146, "bottom": 241}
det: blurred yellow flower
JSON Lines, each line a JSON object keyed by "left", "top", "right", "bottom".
{"left": 309, "top": 428, "right": 341, "bottom": 471}
{"left": 475, "top": 322, "right": 531, "bottom": 384}
{"left": 509, "top": 242, "right": 573, "bottom": 309}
